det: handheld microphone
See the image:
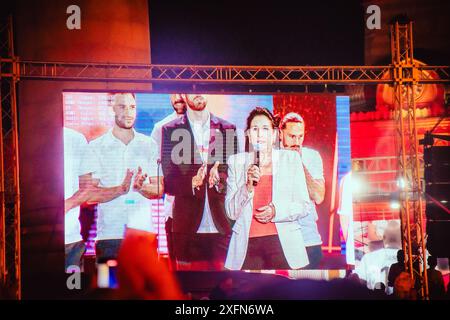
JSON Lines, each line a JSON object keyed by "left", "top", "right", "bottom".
{"left": 156, "top": 158, "right": 161, "bottom": 245}
{"left": 253, "top": 143, "right": 260, "bottom": 186}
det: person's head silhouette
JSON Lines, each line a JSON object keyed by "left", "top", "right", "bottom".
{"left": 427, "top": 256, "right": 438, "bottom": 270}
{"left": 397, "top": 249, "right": 405, "bottom": 263}
{"left": 383, "top": 221, "right": 401, "bottom": 249}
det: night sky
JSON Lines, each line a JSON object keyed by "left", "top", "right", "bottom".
{"left": 149, "top": 0, "right": 365, "bottom": 66}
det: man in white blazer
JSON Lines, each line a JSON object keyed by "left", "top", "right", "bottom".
{"left": 224, "top": 107, "right": 310, "bottom": 270}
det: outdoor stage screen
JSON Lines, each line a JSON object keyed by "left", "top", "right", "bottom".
{"left": 63, "top": 92, "right": 354, "bottom": 272}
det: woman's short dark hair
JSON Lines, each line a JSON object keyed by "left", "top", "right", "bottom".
{"left": 245, "top": 107, "right": 280, "bottom": 151}
{"left": 246, "top": 107, "right": 278, "bottom": 131}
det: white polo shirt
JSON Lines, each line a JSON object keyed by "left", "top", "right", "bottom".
{"left": 150, "top": 111, "right": 179, "bottom": 220}
{"left": 64, "top": 127, "right": 88, "bottom": 245}
{"left": 81, "top": 129, "right": 159, "bottom": 240}
{"left": 151, "top": 111, "right": 178, "bottom": 157}
{"left": 297, "top": 147, "right": 324, "bottom": 246}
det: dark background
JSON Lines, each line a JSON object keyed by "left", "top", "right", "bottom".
{"left": 149, "top": 0, "right": 365, "bottom": 66}
{"left": 148, "top": 0, "right": 365, "bottom": 93}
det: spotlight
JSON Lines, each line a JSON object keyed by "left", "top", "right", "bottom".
{"left": 390, "top": 201, "right": 401, "bottom": 210}
{"left": 390, "top": 191, "right": 401, "bottom": 210}
{"left": 397, "top": 177, "right": 406, "bottom": 190}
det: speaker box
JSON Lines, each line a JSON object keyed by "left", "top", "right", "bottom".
{"left": 424, "top": 146, "right": 450, "bottom": 258}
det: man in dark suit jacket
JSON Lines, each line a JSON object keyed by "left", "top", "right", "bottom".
{"left": 161, "top": 94, "right": 238, "bottom": 270}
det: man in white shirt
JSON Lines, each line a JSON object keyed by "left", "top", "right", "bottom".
{"left": 161, "top": 94, "right": 238, "bottom": 270}
{"left": 355, "top": 220, "right": 402, "bottom": 293}
{"left": 280, "top": 112, "right": 325, "bottom": 268}
{"left": 150, "top": 94, "right": 186, "bottom": 266}
{"left": 337, "top": 170, "right": 356, "bottom": 266}
{"left": 80, "top": 93, "right": 163, "bottom": 262}
{"left": 64, "top": 127, "right": 90, "bottom": 270}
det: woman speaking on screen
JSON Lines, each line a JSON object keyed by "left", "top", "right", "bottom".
{"left": 224, "top": 107, "right": 310, "bottom": 270}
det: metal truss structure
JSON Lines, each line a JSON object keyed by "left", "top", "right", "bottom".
{"left": 1, "top": 61, "right": 448, "bottom": 85}
{"left": 0, "top": 15, "right": 449, "bottom": 299}
{"left": 0, "top": 15, "right": 21, "bottom": 300}
{"left": 390, "top": 22, "right": 430, "bottom": 299}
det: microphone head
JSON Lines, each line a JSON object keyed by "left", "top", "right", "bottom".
{"left": 253, "top": 144, "right": 260, "bottom": 186}
{"left": 253, "top": 143, "right": 260, "bottom": 168}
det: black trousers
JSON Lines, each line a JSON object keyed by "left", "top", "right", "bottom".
{"left": 172, "top": 232, "right": 230, "bottom": 264}
{"left": 242, "top": 235, "right": 290, "bottom": 270}
{"left": 305, "top": 245, "right": 323, "bottom": 269}
{"left": 95, "top": 239, "right": 123, "bottom": 263}
{"left": 165, "top": 217, "right": 175, "bottom": 263}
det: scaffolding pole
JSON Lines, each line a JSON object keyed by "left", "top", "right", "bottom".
{"left": 391, "top": 21, "right": 429, "bottom": 299}
{"left": 0, "top": 15, "right": 21, "bottom": 300}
